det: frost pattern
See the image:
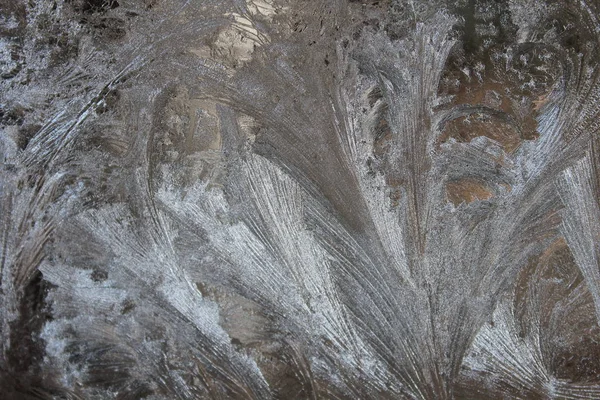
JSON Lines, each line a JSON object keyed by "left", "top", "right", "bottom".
{"left": 2, "top": 0, "right": 600, "bottom": 398}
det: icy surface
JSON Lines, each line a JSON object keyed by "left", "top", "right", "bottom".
{"left": 2, "top": 0, "right": 600, "bottom": 398}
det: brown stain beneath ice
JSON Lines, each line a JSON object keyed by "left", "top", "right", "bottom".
{"left": 446, "top": 179, "right": 493, "bottom": 206}
{"left": 437, "top": 76, "right": 542, "bottom": 152}
{"left": 437, "top": 40, "right": 560, "bottom": 153}
{"left": 440, "top": 115, "right": 524, "bottom": 153}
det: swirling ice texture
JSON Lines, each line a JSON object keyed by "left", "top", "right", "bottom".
{"left": 1, "top": 0, "right": 600, "bottom": 399}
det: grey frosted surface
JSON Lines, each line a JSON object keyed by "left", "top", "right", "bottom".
{"left": 2, "top": 0, "right": 600, "bottom": 398}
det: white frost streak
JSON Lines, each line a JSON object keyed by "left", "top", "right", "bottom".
{"left": 466, "top": 301, "right": 600, "bottom": 399}
{"left": 158, "top": 154, "right": 385, "bottom": 387}
{"left": 559, "top": 157, "right": 600, "bottom": 320}
{"left": 74, "top": 203, "right": 272, "bottom": 398}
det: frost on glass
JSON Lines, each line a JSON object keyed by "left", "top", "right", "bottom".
{"left": 1, "top": 0, "right": 600, "bottom": 398}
